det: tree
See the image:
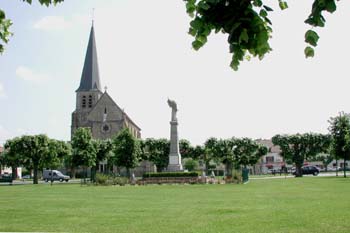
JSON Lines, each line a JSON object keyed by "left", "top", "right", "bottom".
{"left": 272, "top": 133, "right": 331, "bottom": 177}
{"left": 0, "top": 150, "right": 3, "bottom": 174}
{"left": 0, "top": 0, "right": 64, "bottom": 53}
{"left": 91, "top": 139, "right": 114, "bottom": 180}
{"left": 184, "top": 158, "right": 199, "bottom": 171}
{"left": 328, "top": 112, "right": 350, "bottom": 178}
{"left": 205, "top": 138, "right": 235, "bottom": 176}
{"left": 315, "top": 153, "right": 333, "bottom": 172}
{"left": 179, "top": 139, "right": 192, "bottom": 158}
{"left": 232, "top": 138, "right": 268, "bottom": 168}
{"left": 71, "top": 128, "right": 97, "bottom": 179}
{"left": 3, "top": 137, "right": 24, "bottom": 180}
{"left": 113, "top": 128, "right": 141, "bottom": 177}
{"left": 203, "top": 137, "right": 218, "bottom": 174}
{"left": 10, "top": 135, "right": 51, "bottom": 184}
{"left": 43, "top": 139, "right": 71, "bottom": 169}
{"left": 185, "top": 0, "right": 338, "bottom": 70}
{"left": 43, "top": 139, "right": 71, "bottom": 184}
{"left": 141, "top": 138, "right": 170, "bottom": 172}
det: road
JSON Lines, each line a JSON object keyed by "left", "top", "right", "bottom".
{"left": 0, "top": 179, "right": 82, "bottom": 186}
{"left": 251, "top": 172, "right": 348, "bottom": 180}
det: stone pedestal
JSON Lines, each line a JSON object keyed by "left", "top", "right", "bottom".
{"left": 167, "top": 121, "right": 183, "bottom": 171}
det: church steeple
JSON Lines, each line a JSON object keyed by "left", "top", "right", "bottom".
{"left": 76, "top": 24, "right": 102, "bottom": 92}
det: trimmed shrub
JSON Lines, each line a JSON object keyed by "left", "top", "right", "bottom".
{"left": 112, "top": 177, "right": 129, "bottom": 186}
{"left": 184, "top": 159, "right": 198, "bottom": 171}
{"left": 95, "top": 173, "right": 108, "bottom": 185}
{"left": 143, "top": 172, "right": 199, "bottom": 178}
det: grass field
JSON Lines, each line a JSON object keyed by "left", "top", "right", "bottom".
{"left": 0, "top": 177, "right": 349, "bottom": 233}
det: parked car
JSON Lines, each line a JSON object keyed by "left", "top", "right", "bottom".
{"left": 43, "top": 170, "right": 70, "bottom": 182}
{"left": 22, "top": 175, "right": 31, "bottom": 179}
{"left": 327, "top": 167, "right": 338, "bottom": 172}
{"left": 267, "top": 169, "right": 277, "bottom": 175}
{"left": 337, "top": 167, "right": 350, "bottom": 171}
{"left": 292, "top": 166, "right": 319, "bottom": 176}
{"left": 0, "top": 173, "right": 13, "bottom": 183}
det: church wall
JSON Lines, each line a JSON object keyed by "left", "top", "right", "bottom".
{"left": 91, "top": 121, "right": 124, "bottom": 140}
{"left": 87, "top": 99, "right": 124, "bottom": 123}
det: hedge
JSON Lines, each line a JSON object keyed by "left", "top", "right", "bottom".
{"left": 142, "top": 172, "right": 199, "bottom": 178}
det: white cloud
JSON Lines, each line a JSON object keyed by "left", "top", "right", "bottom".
{"left": 33, "top": 16, "right": 71, "bottom": 31}
{"left": 33, "top": 15, "right": 89, "bottom": 31}
{"left": 15, "top": 66, "right": 51, "bottom": 83}
{"left": 0, "top": 83, "right": 6, "bottom": 99}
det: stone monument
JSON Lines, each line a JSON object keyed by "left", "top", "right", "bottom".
{"left": 167, "top": 98, "right": 183, "bottom": 171}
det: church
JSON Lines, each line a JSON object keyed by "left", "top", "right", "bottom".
{"left": 71, "top": 24, "right": 141, "bottom": 145}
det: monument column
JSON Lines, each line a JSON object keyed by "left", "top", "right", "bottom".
{"left": 167, "top": 99, "right": 183, "bottom": 171}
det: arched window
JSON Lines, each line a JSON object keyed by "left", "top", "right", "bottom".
{"left": 88, "top": 95, "right": 93, "bottom": 108}
{"left": 82, "top": 96, "right": 86, "bottom": 108}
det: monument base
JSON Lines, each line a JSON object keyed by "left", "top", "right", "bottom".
{"left": 167, "top": 164, "right": 183, "bottom": 172}
{"left": 167, "top": 154, "right": 183, "bottom": 172}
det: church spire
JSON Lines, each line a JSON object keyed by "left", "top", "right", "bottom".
{"left": 76, "top": 24, "right": 102, "bottom": 92}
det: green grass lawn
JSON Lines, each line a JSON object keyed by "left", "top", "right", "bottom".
{"left": 0, "top": 177, "right": 349, "bottom": 233}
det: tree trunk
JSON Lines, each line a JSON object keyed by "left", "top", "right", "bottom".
{"left": 50, "top": 168, "right": 53, "bottom": 186}
{"left": 11, "top": 166, "right": 17, "bottom": 180}
{"left": 225, "top": 161, "right": 233, "bottom": 177}
{"left": 71, "top": 166, "right": 76, "bottom": 179}
{"left": 33, "top": 163, "right": 38, "bottom": 184}
{"left": 205, "top": 160, "right": 210, "bottom": 175}
{"left": 344, "top": 159, "right": 347, "bottom": 178}
{"left": 295, "top": 163, "right": 303, "bottom": 177}
{"left": 126, "top": 167, "right": 130, "bottom": 178}
{"left": 336, "top": 159, "right": 338, "bottom": 177}
{"left": 91, "top": 165, "right": 97, "bottom": 182}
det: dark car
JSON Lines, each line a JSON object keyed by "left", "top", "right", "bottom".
{"left": 293, "top": 166, "right": 319, "bottom": 176}
{"left": 0, "top": 174, "right": 13, "bottom": 183}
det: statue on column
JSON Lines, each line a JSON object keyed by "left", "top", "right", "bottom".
{"left": 167, "top": 99, "right": 177, "bottom": 122}
{"left": 167, "top": 98, "right": 182, "bottom": 171}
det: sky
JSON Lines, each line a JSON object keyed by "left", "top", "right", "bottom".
{"left": 0, "top": 0, "right": 350, "bottom": 146}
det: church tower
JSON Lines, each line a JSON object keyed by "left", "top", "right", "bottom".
{"left": 71, "top": 24, "right": 141, "bottom": 140}
{"left": 76, "top": 24, "right": 102, "bottom": 112}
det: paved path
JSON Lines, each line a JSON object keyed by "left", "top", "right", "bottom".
{"left": 0, "top": 179, "right": 81, "bottom": 186}
{"left": 250, "top": 172, "right": 348, "bottom": 180}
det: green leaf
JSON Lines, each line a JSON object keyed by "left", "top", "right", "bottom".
{"left": 188, "top": 27, "right": 196, "bottom": 36}
{"left": 279, "top": 0, "right": 288, "bottom": 10}
{"left": 239, "top": 29, "right": 249, "bottom": 43}
{"left": 190, "top": 18, "right": 203, "bottom": 30}
{"left": 325, "top": 0, "right": 336, "bottom": 13}
{"left": 197, "top": 35, "right": 207, "bottom": 44}
{"left": 253, "top": 0, "right": 263, "bottom": 7}
{"left": 186, "top": 0, "right": 197, "bottom": 16}
{"left": 192, "top": 40, "right": 203, "bottom": 51}
{"left": 259, "top": 9, "right": 267, "bottom": 18}
{"left": 263, "top": 5, "right": 273, "bottom": 12}
{"left": 198, "top": 1, "right": 210, "bottom": 11}
{"left": 230, "top": 60, "right": 239, "bottom": 71}
{"left": 304, "top": 46, "right": 315, "bottom": 58}
{"left": 305, "top": 29, "right": 319, "bottom": 46}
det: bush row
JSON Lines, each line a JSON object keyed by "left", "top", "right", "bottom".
{"left": 142, "top": 172, "right": 199, "bottom": 178}
{"left": 95, "top": 173, "right": 129, "bottom": 186}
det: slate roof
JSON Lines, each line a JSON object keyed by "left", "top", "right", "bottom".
{"left": 76, "top": 25, "right": 102, "bottom": 92}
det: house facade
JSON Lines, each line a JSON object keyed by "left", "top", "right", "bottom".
{"left": 255, "top": 139, "right": 286, "bottom": 174}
